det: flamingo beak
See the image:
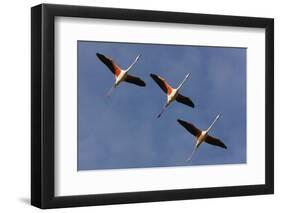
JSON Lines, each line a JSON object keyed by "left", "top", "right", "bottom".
{"left": 216, "top": 114, "right": 221, "bottom": 120}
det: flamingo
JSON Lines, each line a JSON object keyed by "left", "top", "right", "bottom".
{"left": 150, "top": 73, "right": 194, "bottom": 118}
{"left": 177, "top": 114, "right": 227, "bottom": 161}
{"left": 96, "top": 53, "right": 146, "bottom": 96}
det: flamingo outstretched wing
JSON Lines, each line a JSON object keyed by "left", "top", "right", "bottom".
{"left": 176, "top": 93, "right": 195, "bottom": 108}
{"left": 205, "top": 135, "right": 227, "bottom": 149}
{"left": 150, "top": 74, "right": 173, "bottom": 95}
{"left": 124, "top": 75, "right": 146, "bottom": 87}
{"left": 96, "top": 53, "right": 121, "bottom": 77}
{"left": 177, "top": 119, "right": 201, "bottom": 137}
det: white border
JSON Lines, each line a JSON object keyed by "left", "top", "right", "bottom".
{"left": 55, "top": 17, "right": 265, "bottom": 196}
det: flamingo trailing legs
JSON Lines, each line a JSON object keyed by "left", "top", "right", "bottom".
{"left": 177, "top": 114, "right": 227, "bottom": 161}
{"left": 150, "top": 73, "right": 194, "bottom": 118}
{"left": 96, "top": 53, "right": 146, "bottom": 96}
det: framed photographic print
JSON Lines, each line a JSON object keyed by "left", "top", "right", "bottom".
{"left": 31, "top": 3, "right": 274, "bottom": 209}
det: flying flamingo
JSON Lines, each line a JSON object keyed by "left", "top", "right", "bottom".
{"left": 150, "top": 73, "right": 194, "bottom": 118}
{"left": 96, "top": 53, "right": 146, "bottom": 96}
{"left": 177, "top": 114, "right": 227, "bottom": 161}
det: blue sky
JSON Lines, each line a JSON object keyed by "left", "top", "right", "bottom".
{"left": 77, "top": 41, "right": 246, "bottom": 170}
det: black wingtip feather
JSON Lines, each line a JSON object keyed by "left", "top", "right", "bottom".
{"left": 138, "top": 82, "right": 146, "bottom": 87}
{"left": 177, "top": 119, "right": 184, "bottom": 124}
{"left": 96, "top": 53, "right": 105, "bottom": 61}
{"left": 96, "top": 52, "right": 102, "bottom": 58}
{"left": 150, "top": 73, "right": 156, "bottom": 78}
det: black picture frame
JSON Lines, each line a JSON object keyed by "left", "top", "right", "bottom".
{"left": 31, "top": 3, "right": 274, "bottom": 209}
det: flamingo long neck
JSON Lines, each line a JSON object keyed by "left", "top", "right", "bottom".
{"left": 206, "top": 114, "right": 221, "bottom": 133}
{"left": 177, "top": 73, "right": 190, "bottom": 91}
{"left": 125, "top": 54, "right": 141, "bottom": 72}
